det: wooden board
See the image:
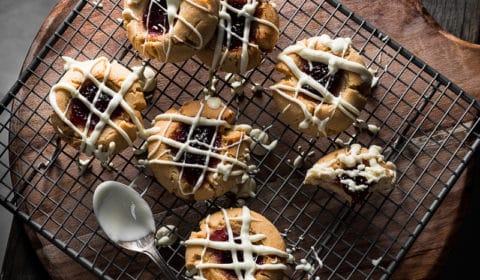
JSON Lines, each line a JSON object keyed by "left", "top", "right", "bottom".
{"left": 5, "top": 0, "right": 480, "bottom": 279}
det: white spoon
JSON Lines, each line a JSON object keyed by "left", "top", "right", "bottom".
{"left": 92, "top": 180, "right": 176, "bottom": 279}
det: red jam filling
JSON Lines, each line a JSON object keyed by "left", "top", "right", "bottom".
{"left": 69, "top": 80, "right": 122, "bottom": 130}
{"left": 223, "top": 0, "right": 253, "bottom": 50}
{"left": 301, "top": 61, "right": 342, "bottom": 97}
{"left": 172, "top": 125, "right": 222, "bottom": 186}
{"left": 337, "top": 173, "right": 370, "bottom": 204}
{"left": 143, "top": 0, "right": 169, "bottom": 35}
{"left": 209, "top": 228, "right": 264, "bottom": 279}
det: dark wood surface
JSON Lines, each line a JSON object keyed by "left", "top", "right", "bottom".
{"left": 2, "top": 0, "right": 479, "bottom": 279}
{"left": 423, "top": 0, "right": 480, "bottom": 43}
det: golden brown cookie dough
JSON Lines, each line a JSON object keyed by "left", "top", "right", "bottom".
{"left": 145, "top": 97, "right": 253, "bottom": 201}
{"left": 49, "top": 56, "right": 147, "bottom": 162}
{"left": 185, "top": 206, "right": 288, "bottom": 280}
{"left": 270, "top": 34, "right": 374, "bottom": 137}
{"left": 304, "top": 144, "right": 397, "bottom": 204}
{"left": 122, "top": 0, "right": 220, "bottom": 62}
{"left": 197, "top": 0, "right": 279, "bottom": 74}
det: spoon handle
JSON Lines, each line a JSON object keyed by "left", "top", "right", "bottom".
{"left": 143, "top": 244, "right": 177, "bottom": 279}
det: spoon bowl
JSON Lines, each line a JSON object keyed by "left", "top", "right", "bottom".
{"left": 92, "top": 180, "right": 176, "bottom": 279}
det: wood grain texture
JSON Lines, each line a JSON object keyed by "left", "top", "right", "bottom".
{"left": 423, "top": 0, "right": 480, "bottom": 43}
{"left": 0, "top": 219, "right": 50, "bottom": 280}
{"left": 21, "top": 0, "right": 77, "bottom": 71}
{"left": 2, "top": 0, "right": 480, "bottom": 280}
{"left": 344, "top": 0, "right": 480, "bottom": 99}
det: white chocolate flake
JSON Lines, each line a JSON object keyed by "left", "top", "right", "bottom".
{"left": 231, "top": 176, "right": 257, "bottom": 198}
{"left": 251, "top": 83, "right": 264, "bottom": 95}
{"left": 353, "top": 119, "right": 380, "bottom": 135}
{"left": 93, "top": 1, "right": 103, "bottom": 9}
{"left": 155, "top": 225, "right": 178, "bottom": 246}
{"left": 371, "top": 256, "right": 382, "bottom": 266}
{"left": 206, "top": 96, "right": 222, "bottom": 109}
{"left": 203, "top": 75, "right": 219, "bottom": 95}
{"left": 293, "top": 155, "right": 303, "bottom": 168}
{"left": 132, "top": 65, "right": 157, "bottom": 92}
{"left": 296, "top": 258, "right": 316, "bottom": 278}
{"left": 249, "top": 127, "right": 278, "bottom": 156}
{"left": 368, "top": 124, "right": 380, "bottom": 134}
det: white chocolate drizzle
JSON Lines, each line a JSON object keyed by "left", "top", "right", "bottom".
{"left": 305, "top": 144, "right": 396, "bottom": 193}
{"left": 185, "top": 206, "right": 289, "bottom": 279}
{"left": 77, "top": 157, "right": 94, "bottom": 174}
{"left": 49, "top": 56, "right": 149, "bottom": 162}
{"left": 295, "top": 259, "right": 317, "bottom": 279}
{"left": 293, "top": 155, "right": 303, "bottom": 169}
{"left": 155, "top": 224, "right": 178, "bottom": 246}
{"left": 333, "top": 137, "right": 354, "bottom": 148}
{"left": 133, "top": 141, "right": 149, "bottom": 155}
{"left": 93, "top": 1, "right": 103, "bottom": 9}
{"left": 209, "top": 0, "right": 279, "bottom": 73}
{"left": 311, "top": 247, "right": 323, "bottom": 269}
{"left": 371, "top": 256, "right": 382, "bottom": 266}
{"left": 132, "top": 65, "right": 157, "bottom": 91}
{"left": 251, "top": 83, "right": 264, "bottom": 95}
{"left": 294, "top": 247, "right": 322, "bottom": 280}
{"left": 353, "top": 119, "right": 380, "bottom": 135}
{"left": 203, "top": 75, "right": 219, "bottom": 95}
{"left": 270, "top": 35, "right": 375, "bottom": 136}
{"left": 231, "top": 175, "right": 257, "bottom": 198}
{"left": 227, "top": 73, "right": 247, "bottom": 96}
{"left": 292, "top": 147, "right": 315, "bottom": 169}
{"left": 141, "top": 97, "right": 255, "bottom": 197}
{"left": 248, "top": 127, "right": 278, "bottom": 156}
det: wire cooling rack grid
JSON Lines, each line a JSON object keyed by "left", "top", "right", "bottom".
{"left": 1, "top": 0, "right": 479, "bottom": 279}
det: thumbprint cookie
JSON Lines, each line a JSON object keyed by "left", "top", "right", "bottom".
{"left": 185, "top": 206, "right": 289, "bottom": 280}
{"left": 49, "top": 56, "right": 148, "bottom": 162}
{"left": 270, "top": 34, "right": 376, "bottom": 137}
{"left": 144, "top": 97, "right": 255, "bottom": 201}
{"left": 304, "top": 144, "right": 397, "bottom": 204}
{"left": 197, "top": 0, "right": 280, "bottom": 74}
{"left": 123, "top": 0, "right": 220, "bottom": 62}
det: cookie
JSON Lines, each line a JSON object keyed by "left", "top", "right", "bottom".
{"left": 270, "top": 34, "right": 375, "bottom": 137}
{"left": 197, "top": 0, "right": 280, "bottom": 74}
{"left": 144, "top": 97, "right": 254, "bottom": 201}
{"left": 304, "top": 144, "right": 397, "bottom": 204}
{"left": 122, "top": 0, "right": 220, "bottom": 62}
{"left": 49, "top": 56, "right": 148, "bottom": 162}
{"left": 185, "top": 206, "right": 289, "bottom": 280}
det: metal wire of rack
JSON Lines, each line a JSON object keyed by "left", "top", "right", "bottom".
{"left": 0, "top": 0, "right": 479, "bottom": 279}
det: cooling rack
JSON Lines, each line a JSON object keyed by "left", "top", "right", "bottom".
{"left": 1, "top": 0, "right": 479, "bottom": 279}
